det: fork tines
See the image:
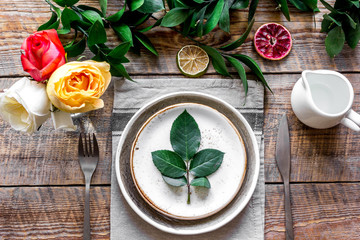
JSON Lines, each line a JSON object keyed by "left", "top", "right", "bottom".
{"left": 78, "top": 133, "right": 99, "bottom": 157}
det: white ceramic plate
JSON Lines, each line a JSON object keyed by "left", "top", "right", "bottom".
{"left": 130, "top": 103, "right": 247, "bottom": 220}
{"left": 115, "top": 92, "right": 259, "bottom": 235}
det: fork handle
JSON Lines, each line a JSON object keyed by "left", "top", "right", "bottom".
{"left": 284, "top": 180, "right": 294, "bottom": 240}
{"left": 84, "top": 177, "right": 91, "bottom": 240}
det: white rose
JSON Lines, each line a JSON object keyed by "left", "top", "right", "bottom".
{"left": 0, "top": 77, "right": 51, "bottom": 133}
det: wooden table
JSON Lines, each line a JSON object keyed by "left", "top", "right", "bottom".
{"left": 1, "top": 0, "right": 359, "bottom": 239}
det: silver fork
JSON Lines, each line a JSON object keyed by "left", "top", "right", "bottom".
{"left": 78, "top": 133, "right": 99, "bottom": 240}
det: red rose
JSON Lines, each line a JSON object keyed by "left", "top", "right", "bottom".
{"left": 21, "top": 29, "right": 66, "bottom": 82}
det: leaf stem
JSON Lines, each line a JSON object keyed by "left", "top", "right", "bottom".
{"left": 186, "top": 161, "right": 191, "bottom": 204}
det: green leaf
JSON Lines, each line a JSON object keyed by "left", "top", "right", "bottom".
{"left": 107, "top": 41, "right": 131, "bottom": 58}
{"left": 87, "top": 20, "right": 107, "bottom": 47}
{"left": 130, "top": 0, "right": 145, "bottom": 11}
{"left": 288, "top": 0, "right": 311, "bottom": 11}
{"left": 219, "top": 0, "right": 231, "bottom": 32}
{"left": 190, "top": 177, "right": 211, "bottom": 188}
{"left": 77, "top": 5, "right": 104, "bottom": 17}
{"left": 345, "top": 13, "right": 357, "bottom": 29}
{"left": 200, "top": 45, "right": 230, "bottom": 77}
{"left": 138, "top": 0, "right": 165, "bottom": 13}
{"left": 195, "top": 6, "right": 207, "bottom": 37}
{"left": 161, "top": 8, "right": 190, "bottom": 27}
{"left": 325, "top": 25, "right": 345, "bottom": 57}
{"left": 106, "top": 6, "right": 125, "bottom": 22}
{"left": 138, "top": 17, "right": 163, "bottom": 32}
{"left": 61, "top": 8, "right": 80, "bottom": 31}
{"left": 109, "top": 62, "right": 133, "bottom": 80}
{"left": 321, "top": 18, "right": 333, "bottom": 33}
{"left": 350, "top": 0, "right": 360, "bottom": 8}
{"left": 231, "top": 0, "right": 249, "bottom": 9}
{"left": 323, "top": 14, "right": 341, "bottom": 26}
{"left": 320, "top": 0, "right": 341, "bottom": 14}
{"left": 190, "top": 149, "right": 224, "bottom": 177}
{"left": 162, "top": 175, "right": 187, "bottom": 187}
{"left": 112, "top": 24, "right": 133, "bottom": 44}
{"left": 81, "top": 10, "right": 103, "bottom": 25}
{"left": 99, "top": 0, "right": 107, "bottom": 15}
{"left": 225, "top": 56, "right": 248, "bottom": 96}
{"left": 203, "top": 0, "right": 224, "bottom": 35}
{"left": 53, "top": 0, "right": 79, "bottom": 7}
{"left": 345, "top": 22, "right": 360, "bottom": 48}
{"left": 45, "top": 0, "right": 62, "bottom": 17}
{"left": 248, "top": 0, "right": 258, "bottom": 22}
{"left": 232, "top": 54, "right": 272, "bottom": 93}
{"left": 152, "top": 150, "right": 187, "bottom": 178}
{"left": 134, "top": 32, "right": 158, "bottom": 56}
{"left": 302, "top": 0, "right": 318, "bottom": 10}
{"left": 64, "top": 37, "right": 86, "bottom": 57}
{"left": 38, "top": 11, "right": 59, "bottom": 31}
{"left": 219, "top": 17, "right": 254, "bottom": 51}
{"left": 277, "top": 0, "right": 291, "bottom": 21}
{"left": 170, "top": 110, "right": 201, "bottom": 161}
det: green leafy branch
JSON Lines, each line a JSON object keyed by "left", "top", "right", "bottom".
{"left": 39, "top": 0, "right": 272, "bottom": 95}
{"left": 39, "top": 0, "right": 163, "bottom": 80}
{"left": 320, "top": 0, "right": 360, "bottom": 57}
{"left": 152, "top": 110, "right": 224, "bottom": 204}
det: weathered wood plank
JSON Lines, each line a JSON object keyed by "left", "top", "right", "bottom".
{"left": 0, "top": 0, "right": 359, "bottom": 77}
{"left": 0, "top": 78, "right": 113, "bottom": 186}
{"left": 264, "top": 74, "right": 360, "bottom": 183}
{"left": 265, "top": 183, "right": 360, "bottom": 240}
{"left": 1, "top": 73, "right": 360, "bottom": 186}
{"left": 0, "top": 186, "right": 110, "bottom": 239}
{"left": 0, "top": 183, "right": 358, "bottom": 239}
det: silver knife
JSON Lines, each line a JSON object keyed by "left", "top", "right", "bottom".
{"left": 276, "top": 114, "right": 294, "bottom": 240}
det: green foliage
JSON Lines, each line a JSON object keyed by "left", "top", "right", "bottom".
{"left": 39, "top": 0, "right": 271, "bottom": 93}
{"left": 152, "top": 110, "right": 224, "bottom": 203}
{"left": 152, "top": 150, "right": 187, "bottom": 178}
{"left": 190, "top": 177, "right": 210, "bottom": 188}
{"left": 164, "top": 0, "right": 251, "bottom": 37}
{"left": 320, "top": 0, "right": 360, "bottom": 57}
{"left": 170, "top": 110, "right": 201, "bottom": 161}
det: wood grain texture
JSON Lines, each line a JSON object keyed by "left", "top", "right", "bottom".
{"left": 0, "top": 0, "right": 359, "bottom": 77}
{"left": 0, "top": 184, "right": 358, "bottom": 239}
{"left": 264, "top": 74, "right": 360, "bottom": 183}
{"left": 1, "top": 73, "right": 360, "bottom": 186}
{"left": 265, "top": 183, "right": 360, "bottom": 240}
{"left": 0, "top": 78, "right": 113, "bottom": 186}
{"left": 0, "top": 186, "right": 110, "bottom": 239}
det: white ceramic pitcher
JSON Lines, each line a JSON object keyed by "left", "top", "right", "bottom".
{"left": 291, "top": 70, "right": 360, "bottom": 131}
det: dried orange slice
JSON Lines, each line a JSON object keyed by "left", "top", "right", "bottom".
{"left": 176, "top": 45, "right": 209, "bottom": 77}
{"left": 254, "top": 23, "right": 292, "bottom": 60}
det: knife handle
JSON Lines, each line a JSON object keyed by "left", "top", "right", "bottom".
{"left": 284, "top": 180, "right": 294, "bottom": 240}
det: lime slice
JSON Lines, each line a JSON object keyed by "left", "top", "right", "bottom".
{"left": 176, "top": 45, "right": 209, "bottom": 77}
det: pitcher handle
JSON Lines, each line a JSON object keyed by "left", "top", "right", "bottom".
{"left": 341, "top": 109, "right": 360, "bottom": 131}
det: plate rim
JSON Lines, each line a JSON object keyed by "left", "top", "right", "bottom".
{"left": 115, "top": 91, "right": 260, "bottom": 235}
{"left": 130, "top": 102, "right": 248, "bottom": 220}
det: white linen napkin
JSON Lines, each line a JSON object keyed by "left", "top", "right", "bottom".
{"left": 110, "top": 78, "right": 265, "bottom": 239}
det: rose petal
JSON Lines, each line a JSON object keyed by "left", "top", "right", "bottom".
{"left": 44, "top": 29, "right": 66, "bottom": 56}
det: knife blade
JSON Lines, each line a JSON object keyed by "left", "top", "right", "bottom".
{"left": 275, "top": 114, "right": 294, "bottom": 240}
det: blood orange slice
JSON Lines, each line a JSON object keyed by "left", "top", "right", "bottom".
{"left": 254, "top": 23, "right": 292, "bottom": 60}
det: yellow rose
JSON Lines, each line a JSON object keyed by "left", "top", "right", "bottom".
{"left": 46, "top": 61, "right": 111, "bottom": 113}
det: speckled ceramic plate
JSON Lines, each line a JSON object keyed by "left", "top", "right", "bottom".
{"left": 130, "top": 103, "right": 247, "bottom": 220}
{"left": 115, "top": 92, "right": 260, "bottom": 235}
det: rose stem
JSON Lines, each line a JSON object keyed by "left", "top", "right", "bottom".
{"left": 186, "top": 161, "right": 191, "bottom": 204}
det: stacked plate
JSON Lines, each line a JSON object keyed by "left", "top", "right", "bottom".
{"left": 115, "top": 92, "right": 259, "bottom": 235}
